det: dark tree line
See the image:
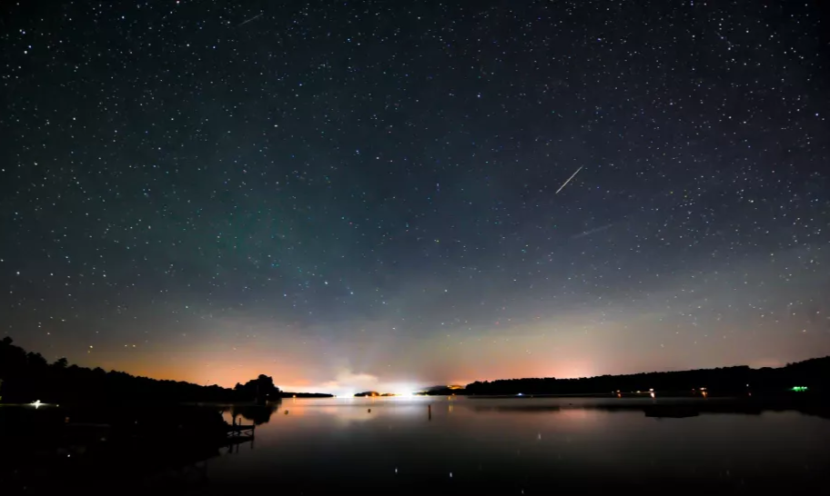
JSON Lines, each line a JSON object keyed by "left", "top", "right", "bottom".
{"left": 233, "top": 374, "right": 282, "bottom": 403}
{"left": 354, "top": 391, "right": 396, "bottom": 397}
{"left": 465, "top": 356, "right": 830, "bottom": 396}
{"left": 0, "top": 337, "right": 283, "bottom": 404}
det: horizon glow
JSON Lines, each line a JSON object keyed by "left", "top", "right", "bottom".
{"left": 2, "top": 1, "right": 829, "bottom": 395}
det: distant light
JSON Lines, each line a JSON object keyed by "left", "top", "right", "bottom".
{"left": 31, "top": 400, "right": 43, "bottom": 409}
{"left": 791, "top": 386, "right": 808, "bottom": 392}
{"left": 517, "top": 393, "right": 523, "bottom": 397}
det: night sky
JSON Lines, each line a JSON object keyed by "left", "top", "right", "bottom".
{"left": 2, "top": 1, "right": 829, "bottom": 395}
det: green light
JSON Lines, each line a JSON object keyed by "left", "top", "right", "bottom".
{"left": 791, "top": 386, "right": 808, "bottom": 392}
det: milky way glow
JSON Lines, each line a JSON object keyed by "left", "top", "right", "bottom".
{"left": 1, "top": 1, "right": 829, "bottom": 394}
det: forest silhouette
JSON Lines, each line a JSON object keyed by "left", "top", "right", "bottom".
{"left": 0, "top": 337, "right": 307, "bottom": 404}
{"left": 464, "top": 357, "right": 830, "bottom": 396}
{"left": 2, "top": 337, "right": 828, "bottom": 402}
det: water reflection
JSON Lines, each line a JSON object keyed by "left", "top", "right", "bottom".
{"left": 207, "top": 397, "right": 830, "bottom": 494}
{"left": 220, "top": 396, "right": 830, "bottom": 425}
{"left": 226, "top": 400, "right": 282, "bottom": 426}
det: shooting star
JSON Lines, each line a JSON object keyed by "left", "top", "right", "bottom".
{"left": 238, "top": 12, "right": 263, "bottom": 27}
{"left": 555, "top": 166, "right": 583, "bottom": 194}
{"left": 571, "top": 223, "right": 615, "bottom": 239}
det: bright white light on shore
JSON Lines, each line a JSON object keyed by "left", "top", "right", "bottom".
{"left": 390, "top": 383, "right": 419, "bottom": 397}
{"left": 32, "top": 400, "right": 43, "bottom": 409}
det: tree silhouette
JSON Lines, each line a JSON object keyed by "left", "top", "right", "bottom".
{"left": 0, "top": 337, "right": 288, "bottom": 404}
{"left": 234, "top": 374, "right": 281, "bottom": 403}
{"left": 465, "top": 359, "right": 830, "bottom": 396}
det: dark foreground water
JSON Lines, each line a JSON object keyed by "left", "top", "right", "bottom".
{"left": 202, "top": 397, "right": 830, "bottom": 495}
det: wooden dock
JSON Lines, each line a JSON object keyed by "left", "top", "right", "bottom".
{"left": 227, "top": 417, "right": 255, "bottom": 437}
{"left": 224, "top": 417, "right": 255, "bottom": 453}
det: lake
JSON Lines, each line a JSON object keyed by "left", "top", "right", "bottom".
{"left": 206, "top": 396, "right": 830, "bottom": 494}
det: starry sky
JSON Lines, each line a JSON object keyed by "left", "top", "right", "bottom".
{"left": 2, "top": 1, "right": 829, "bottom": 395}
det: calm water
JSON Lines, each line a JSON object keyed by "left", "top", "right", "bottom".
{"left": 207, "top": 397, "right": 830, "bottom": 494}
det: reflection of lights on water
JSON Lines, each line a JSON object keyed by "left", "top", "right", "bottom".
{"left": 650, "top": 391, "right": 656, "bottom": 399}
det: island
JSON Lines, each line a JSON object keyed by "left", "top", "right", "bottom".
{"left": 354, "top": 391, "right": 397, "bottom": 397}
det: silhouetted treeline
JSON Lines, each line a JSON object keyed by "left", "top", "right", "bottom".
{"left": 416, "top": 386, "right": 464, "bottom": 396}
{"left": 354, "top": 391, "right": 380, "bottom": 397}
{"left": 0, "top": 337, "right": 284, "bottom": 404}
{"left": 285, "top": 392, "right": 334, "bottom": 398}
{"left": 353, "top": 391, "right": 397, "bottom": 397}
{"left": 465, "top": 356, "right": 830, "bottom": 396}
{"left": 233, "top": 374, "right": 282, "bottom": 403}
